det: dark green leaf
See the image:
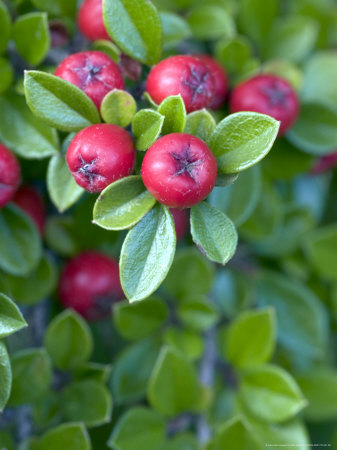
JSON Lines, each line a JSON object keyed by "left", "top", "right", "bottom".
{"left": 132, "top": 109, "right": 164, "bottom": 151}
{"left": 100, "top": 90, "right": 137, "bottom": 127}
{"left": 161, "top": 12, "right": 191, "bottom": 49}
{"left": 188, "top": 5, "right": 235, "bottom": 41}
{"left": 208, "top": 416, "right": 262, "bottom": 450}
{"left": 0, "top": 292, "right": 27, "bottom": 338}
{"left": 158, "top": 95, "right": 186, "bottom": 134}
{"left": 36, "top": 423, "right": 91, "bottom": 450}
{"left": 0, "top": 0, "right": 11, "bottom": 54}
{"left": 31, "top": 0, "right": 78, "bottom": 19}
{"left": 184, "top": 109, "right": 216, "bottom": 141}
{"left": 0, "top": 341, "right": 11, "bottom": 412}
{"left": 0, "top": 57, "right": 13, "bottom": 95}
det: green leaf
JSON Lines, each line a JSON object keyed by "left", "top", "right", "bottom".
{"left": 111, "top": 336, "right": 161, "bottom": 403}
{"left": 31, "top": 0, "right": 78, "bottom": 19}
{"left": 93, "top": 176, "right": 156, "bottom": 230}
{"left": 164, "top": 248, "right": 215, "bottom": 299}
{"left": 240, "top": 364, "right": 307, "bottom": 423}
{"left": 114, "top": 295, "right": 168, "bottom": 340}
{"left": 91, "top": 39, "right": 120, "bottom": 63}
{"left": 287, "top": 101, "right": 337, "bottom": 155}
{"left": 161, "top": 12, "right": 191, "bottom": 49}
{"left": 0, "top": 57, "right": 13, "bottom": 95}
{"left": 24, "top": 71, "right": 100, "bottom": 132}
{"left": 132, "top": 109, "right": 164, "bottom": 151}
{"left": 45, "top": 309, "right": 93, "bottom": 370}
{"left": 0, "top": 341, "right": 11, "bottom": 412}
{"left": 208, "top": 416, "right": 262, "bottom": 450}
{"left": 184, "top": 109, "right": 216, "bottom": 141}
{"left": 0, "top": 92, "right": 59, "bottom": 159}
{"left": 215, "top": 36, "right": 252, "bottom": 80}
{"left": 265, "top": 15, "right": 318, "bottom": 62}
{"left": 45, "top": 216, "right": 79, "bottom": 257}
{"left": 9, "top": 348, "right": 52, "bottom": 406}
{"left": 103, "top": 0, "right": 162, "bottom": 65}
{"left": 61, "top": 380, "right": 112, "bottom": 427}
{"left": 209, "top": 112, "right": 279, "bottom": 173}
{"left": 13, "top": 13, "right": 50, "bottom": 66}
{"left": 177, "top": 294, "right": 219, "bottom": 331}
{"left": 0, "top": 204, "right": 42, "bottom": 276}
{"left": 296, "top": 368, "right": 337, "bottom": 422}
{"left": 75, "top": 362, "right": 112, "bottom": 384}
{"left": 224, "top": 308, "right": 276, "bottom": 369}
{"left": 0, "top": 431, "right": 14, "bottom": 450}
{"left": 108, "top": 407, "right": 166, "bottom": 450}
{"left": 163, "top": 327, "right": 203, "bottom": 361}
{"left": 6, "top": 252, "right": 57, "bottom": 306}
{"left": 0, "top": 0, "right": 11, "bottom": 54}
{"left": 0, "top": 292, "right": 27, "bottom": 338}
{"left": 120, "top": 204, "right": 176, "bottom": 302}
{"left": 148, "top": 346, "right": 203, "bottom": 416}
{"left": 47, "top": 154, "right": 84, "bottom": 213}
{"left": 158, "top": 95, "right": 186, "bottom": 134}
{"left": 100, "top": 90, "right": 137, "bottom": 127}
{"left": 190, "top": 202, "right": 237, "bottom": 265}
{"left": 188, "top": 5, "right": 235, "bottom": 41}
{"left": 36, "top": 423, "right": 91, "bottom": 450}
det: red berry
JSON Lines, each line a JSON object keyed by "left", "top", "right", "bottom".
{"left": 66, "top": 124, "right": 136, "bottom": 193}
{"left": 78, "top": 0, "right": 110, "bottom": 41}
{"left": 230, "top": 74, "right": 299, "bottom": 136}
{"left": 55, "top": 51, "right": 124, "bottom": 109}
{"left": 141, "top": 133, "right": 217, "bottom": 208}
{"left": 196, "top": 54, "right": 228, "bottom": 109}
{"left": 170, "top": 208, "right": 189, "bottom": 240}
{"left": 13, "top": 186, "right": 45, "bottom": 235}
{"left": 59, "top": 251, "right": 124, "bottom": 321}
{"left": 146, "top": 55, "right": 216, "bottom": 113}
{"left": 0, "top": 143, "right": 20, "bottom": 209}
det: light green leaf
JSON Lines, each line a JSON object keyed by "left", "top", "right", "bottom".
{"left": 208, "top": 416, "right": 262, "bottom": 450}
{"left": 0, "top": 341, "right": 11, "bottom": 412}
{"left": 161, "top": 12, "right": 191, "bottom": 49}
{"left": 24, "top": 71, "right": 100, "bottom": 132}
{"left": 13, "top": 13, "right": 50, "bottom": 66}
{"left": 0, "top": 57, "right": 13, "bottom": 95}
{"left": 93, "top": 176, "right": 156, "bottom": 230}
{"left": 44, "top": 309, "right": 93, "bottom": 370}
{"left": 0, "top": 292, "right": 27, "bottom": 338}
{"left": 100, "top": 89, "right": 137, "bottom": 127}
{"left": 36, "top": 423, "right": 91, "bottom": 450}
{"left": 132, "top": 109, "right": 164, "bottom": 151}
{"left": 177, "top": 294, "right": 219, "bottom": 331}
{"left": 0, "top": 0, "right": 11, "bottom": 54}
{"left": 209, "top": 112, "right": 279, "bottom": 173}
{"left": 158, "top": 94, "right": 186, "bottom": 134}
{"left": 184, "top": 109, "right": 216, "bottom": 141}
{"left": 120, "top": 204, "right": 176, "bottom": 302}
{"left": 108, "top": 407, "right": 166, "bottom": 450}
{"left": 188, "top": 5, "right": 235, "bottom": 41}
{"left": 215, "top": 36, "right": 252, "bottom": 80}
{"left": 103, "top": 0, "right": 162, "bottom": 65}
{"left": 190, "top": 202, "right": 238, "bottom": 265}
{"left": 91, "top": 39, "right": 120, "bottom": 63}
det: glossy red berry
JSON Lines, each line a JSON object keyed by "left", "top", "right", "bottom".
{"left": 59, "top": 251, "right": 124, "bottom": 321}
{"left": 141, "top": 133, "right": 217, "bottom": 208}
{"left": 170, "top": 208, "right": 189, "bottom": 240}
{"left": 230, "top": 74, "right": 299, "bottom": 136}
{"left": 146, "top": 55, "right": 216, "bottom": 113}
{"left": 13, "top": 186, "right": 45, "bottom": 235}
{"left": 55, "top": 51, "right": 124, "bottom": 109}
{"left": 0, "top": 143, "right": 20, "bottom": 209}
{"left": 78, "top": 0, "right": 110, "bottom": 41}
{"left": 196, "top": 54, "right": 228, "bottom": 109}
{"left": 66, "top": 124, "right": 136, "bottom": 193}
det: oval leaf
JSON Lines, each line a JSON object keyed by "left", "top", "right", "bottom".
{"left": 36, "top": 423, "right": 91, "bottom": 450}
{"left": 120, "top": 204, "right": 176, "bottom": 302}
{"left": 0, "top": 293, "right": 27, "bottom": 338}
{"left": 184, "top": 109, "right": 216, "bottom": 142}
{"left": 132, "top": 109, "right": 164, "bottom": 151}
{"left": 100, "top": 89, "right": 137, "bottom": 127}
{"left": 161, "top": 12, "right": 191, "bottom": 50}
{"left": 0, "top": 342, "right": 11, "bottom": 412}
{"left": 188, "top": 5, "right": 235, "bottom": 41}
{"left": 158, "top": 94, "right": 186, "bottom": 134}
{"left": 0, "top": 0, "right": 11, "bottom": 55}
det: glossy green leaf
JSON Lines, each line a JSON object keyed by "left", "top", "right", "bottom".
{"left": 120, "top": 204, "right": 176, "bottom": 302}
{"left": 0, "top": 293, "right": 27, "bottom": 338}
{"left": 36, "top": 423, "right": 91, "bottom": 450}
{"left": 0, "top": 341, "right": 11, "bottom": 412}
{"left": 0, "top": 57, "right": 13, "bottom": 95}
{"left": 161, "top": 12, "right": 191, "bottom": 49}
{"left": 163, "top": 327, "right": 203, "bottom": 361}
{"left": 61, "top": 380, "right": 112, "bottom": 427}
{"left": 13, "top": 13, "right": 50, "bottom": 66}
{"left": 188, "top": 5, "right": 235, "bottom": 41}
{"left": 91, "top": 39, "right": 120, "bottom": 62}
{"left": 148, "top": 347, "right": 202, "bottom": 416}
{"left": 190, "top": 202, "right": 238, "bottom": 265}
{"left": 45, "top": 309, "right": 93, "bottom": 370}
{"left": 108, "top": 407, "right": 166, "bottom": 450}
{"left": 0, "top": 0, "right": 11, "bottom": 54}
{"left": 93, "top": 176, "right": 156, "bottom": 230}
{"left": 240, "top": 364, "right": 307, "bottom": 423}
{"left": 177, "top": 294, "right": 219, "bottom": 331}
{"left": 0, "top": 204, "right": 42, "bottom": 276}
{"left": 103, "top": 0, "right": 162, "bottom": 65}
{"left": 24, "top": 71, "right": 100, "bottom": 132}
{"left": 224, "top": 308, "right": 276, "bottom": 368}
{"left": 100, "top": 90, "right": 137, "bottom": 127}
{"left": 132, "top": 109, "right": 164, "bottom": 151}
{"left": 114, "top": 295, "right": 168, "bottom": 340}
{"left": 184, "top": 109, "right": 216, "bottom": 141}
{"left": 208, "top": 416, "right": 262, "bottom": 450}
{"left": 158, "top": 95, "right": 186, "bottom": 134}
{"left": 209, "top": 112, "right": 280, "bottom": 173}
{"left": 9, "top": 348, "right": 52, "bottom": 406}
{"left": 0, "top": 92, "right": 59, "bottom": 159}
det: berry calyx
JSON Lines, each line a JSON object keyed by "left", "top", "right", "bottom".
{"left": 229, "top": 74, "right": 299, "bottom": 136}
{"left": 59, "top": 251, "right": 124, "bottom": 321}
{"left": 146, "top": 55, "right": 216, "bottom": 113}
{"left": 66, "top": 124, "right": 136, "bottom": 193}
{"left": 0, "top": 143, "right": 20, "bottom": 209}
{"left": 55, "top": 51, "right": 124, "bottom": 109}
{"left": 78, "top": 0, "right": 110, "bottom": 41}
{"left": 141, "top": 133, "right": 217, "bottom": 208}
{"left": 196, "top": 54, "right": 228, "bottom": 109}
{"left": 13, "top": 185, "right": 45, "bottom": 235}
